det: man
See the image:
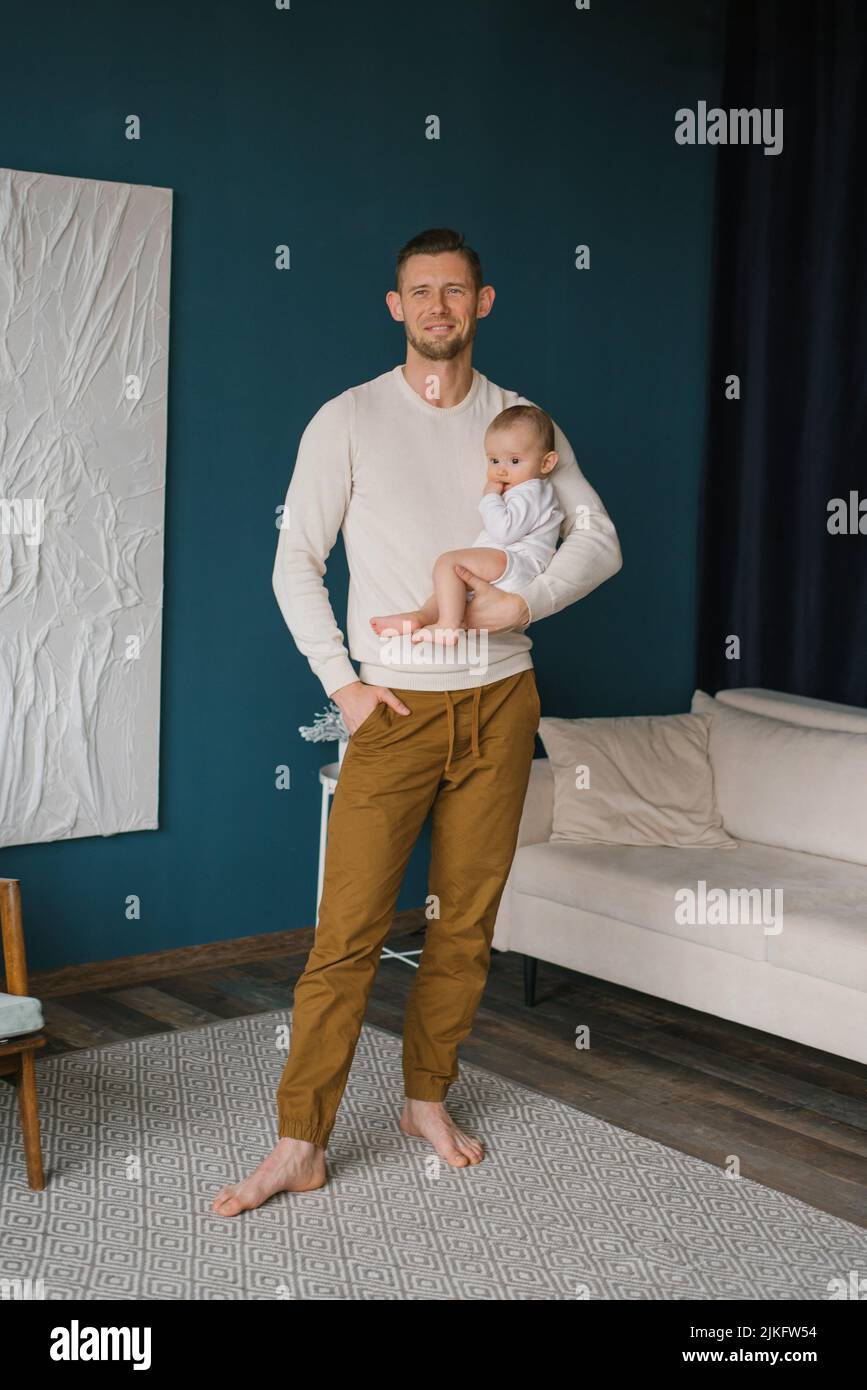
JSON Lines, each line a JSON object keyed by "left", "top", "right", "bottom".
{"left": 212, "top": 228, "right": 621, "bottom": 1215}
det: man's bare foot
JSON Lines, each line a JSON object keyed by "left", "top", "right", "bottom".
{"left": 211, "top": 1137, "right": 327, "bottom": 1216}
{"left": 370, "top": 611, "right": 424, "bottom": 638}
{"left": 411, "top": 626, "right": 463, "bottom": 646}
{"left": 399, "top": 1099, "right": 485, "bottom": 1167}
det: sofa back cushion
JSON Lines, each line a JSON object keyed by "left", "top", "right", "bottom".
{"left": 715, "top": 686, "right": 867, "bottom": 734}
{"left": 537, "top": 712, "right": 737, "bottom": 850}
{"left": 691, "top": 690, "right": 867, "bottom": 865}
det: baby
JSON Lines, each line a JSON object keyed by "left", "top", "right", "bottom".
{"left": 371, "top": 403, "right": 565, "bottom": 645}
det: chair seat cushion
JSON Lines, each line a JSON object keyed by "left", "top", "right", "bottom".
{"left": 0, "top": 991, "right": 44, "bottom": 1040}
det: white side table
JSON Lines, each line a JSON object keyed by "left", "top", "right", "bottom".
{"left": 317, "top": 754, "right": 423, "bottom": 967}
{"left": 316, "top": 761, "right": 341, "bottom": 924}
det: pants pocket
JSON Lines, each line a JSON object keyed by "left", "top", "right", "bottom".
{"left": 351, "top": 701, "right": 386, "bottom": 738}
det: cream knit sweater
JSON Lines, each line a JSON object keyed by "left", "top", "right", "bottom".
{"left": 272, "top": 364, "right": 622, "bottom": 694}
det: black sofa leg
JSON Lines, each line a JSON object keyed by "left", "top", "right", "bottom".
{"left": 523, "top": 955, "right": 537, "bottom": 1007}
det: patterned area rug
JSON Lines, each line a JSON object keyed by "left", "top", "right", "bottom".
{"left": 1, "top": 1010, "right": 865, "bottom": 1300}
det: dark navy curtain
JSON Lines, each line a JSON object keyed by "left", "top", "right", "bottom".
{"left": 696, "top": 0, "right": 867, "bottom": 706}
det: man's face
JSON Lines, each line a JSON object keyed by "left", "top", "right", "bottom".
{"left": 389, "top": 252, "right": 492, "bottom": 361}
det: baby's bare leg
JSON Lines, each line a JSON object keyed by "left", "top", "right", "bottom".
{"left": 370, "top": 593, "right": 438, "bottom": 637}
{"left": 413, "top": 548, "right": 507, "bottom": 644}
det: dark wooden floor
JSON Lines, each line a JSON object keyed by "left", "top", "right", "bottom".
{"left": 22, "top": 911, "right": 867, "bottom": 1229}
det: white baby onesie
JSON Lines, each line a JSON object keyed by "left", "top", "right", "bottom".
{"left": 472, "top": 477, "right": 565, "bottom": 592}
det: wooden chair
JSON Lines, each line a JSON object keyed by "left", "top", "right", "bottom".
{"left": 0, "top": 879, "right": 46, "bottom": 1190}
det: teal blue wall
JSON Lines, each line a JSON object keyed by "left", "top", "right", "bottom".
{"left": 0, "top": 0, "right": 722, "bottom": 970}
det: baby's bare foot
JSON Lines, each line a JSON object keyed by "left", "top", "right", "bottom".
{"left": 370, "top": 611, "right": 424, "bottom": 638}
{"left": 399, "top": 1100, "right": 485, "bottom": 1167}
{"left": 411, "top": 626, "right": 462, "bottom": 646}
{"left": 211, "top": 1137, "right": 327, "bottom": 1216}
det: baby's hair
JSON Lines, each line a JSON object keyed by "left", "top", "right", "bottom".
{"left": 486, "top": 404, "right": 555, "bottom": 455}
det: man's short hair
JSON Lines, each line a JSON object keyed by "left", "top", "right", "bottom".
{"left": 487, "top": 404, "right": 555, "bottom": 455}
{"left": 396, "top": 228, "right": 483, "bottom": 293}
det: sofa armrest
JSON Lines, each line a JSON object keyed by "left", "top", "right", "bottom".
{"left": 517, "top": 758, "right": 554, "bottom": 846}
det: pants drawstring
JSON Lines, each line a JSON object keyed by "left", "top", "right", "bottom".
{"left": 443, "top": 687, "right": 482, "bottom": 773}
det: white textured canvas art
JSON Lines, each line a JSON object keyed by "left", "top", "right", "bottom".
{"left": 0, "top": 169, "right": 172, "bottom": 847}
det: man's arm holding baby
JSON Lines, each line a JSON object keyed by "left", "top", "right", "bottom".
{"left": 272, "top": 394, "right": 408, "bottom": 732}
{"left": 459, "top": 416, "right": 622, "bottom": 632}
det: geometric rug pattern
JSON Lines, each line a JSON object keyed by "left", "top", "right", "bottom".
{"left": 1, "top": 1009, "right": 865, "bottom": 1299}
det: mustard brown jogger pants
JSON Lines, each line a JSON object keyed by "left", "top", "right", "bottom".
{"left": 276, "top": 667, "right": 541, "bottom": 1149}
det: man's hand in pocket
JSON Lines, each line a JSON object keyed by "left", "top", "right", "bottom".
{"left": 332, "top": 681, "right": 411, "bottom": 735}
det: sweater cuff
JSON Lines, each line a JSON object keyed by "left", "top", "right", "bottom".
{"left": 514, "top": 573, "right": 556, "bottom": 625}
{"left": 320, "top": 654, "right": 360, "bottom": 699}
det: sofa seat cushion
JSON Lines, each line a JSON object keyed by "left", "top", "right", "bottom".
{"left": 0, "top": 991, "right": 44, "bottom": 1040}
{"left": 511, "top": 839, "right": 867, "bottom": 984}
{"left": 766, "top": 907, "right": 867, "bottom": 993}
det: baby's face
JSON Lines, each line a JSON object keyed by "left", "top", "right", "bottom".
{"left": 485, "top": 426, "right": 554, "bottom": 490}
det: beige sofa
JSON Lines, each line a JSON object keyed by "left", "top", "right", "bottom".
{"left": 492, "top": 687, "right": 867, "bottom": 1065}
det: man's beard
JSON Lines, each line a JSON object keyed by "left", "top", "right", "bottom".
{"left": 404, "top": 317, "right": 477, "bottom": 361}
